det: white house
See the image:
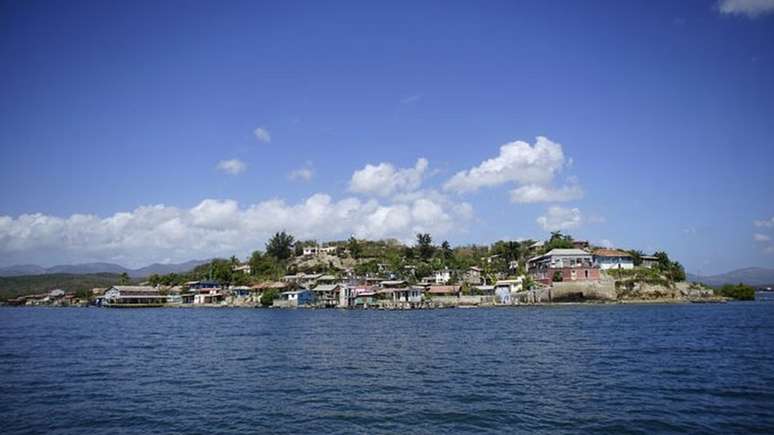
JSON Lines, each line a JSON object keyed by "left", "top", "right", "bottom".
{"left": 494, "top": 278, "right": 523, "bottom": 304}
{"left": 593, "top": 249, "right": 635, "bottom": 270}
{"left": 434, "top": 268, "right": 452, "bottom": 284}
{"left": 233, "top": 264, "right": 251, "bottom": 275}
{"left": 302, "top": 246, "right": 319, "bottom": 256}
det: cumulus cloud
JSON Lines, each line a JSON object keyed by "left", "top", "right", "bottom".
{"left": 718, "top": 0, "right": 774, "bottom": 17}
{"left": 754, "top": 217, "right": 774, "bottom": 227}
{"left": 349, "top": 158, "right": 429, "bottom": 197}
{"left": 216, "top": 159, "right": 247, "bottom": 175}
{"left": 444, "top": 137, "right": 567, "bottom": 193}
{"left": 0, "top": 193, "right": 473, "bottom": 268}
{"left": 754, "top": 233, "right": 771, "bottom": 242}
{"left": 288, "top": 166, "right": 314, "bottom": 182}
{"left": 510, "top": 183, "right": 584, "bottom": 204}
{"left": 444, "top": 136, "right": 581, "bottom": 203}
{"left": 253, "top": 127, "right": 271, "bottom": 143}
{"left": 536, "top": 206, "right": 583, "bottom": 231}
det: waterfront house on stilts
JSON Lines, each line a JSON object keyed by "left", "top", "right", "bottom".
{"left": 102, "top": 286, "right": 167, "bottom": 307}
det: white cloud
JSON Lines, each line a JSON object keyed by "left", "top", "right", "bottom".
{"left": 754, "top": 217, "right": 774, "bottom": 227}
{"left": 253, "top": 127, "right": 271, "bottom": 143}
{"left": 444, "top": 136, "right": 582, "bottom": 204}
{"left": 216, "top": 159, "right": 247, "bottom": 175}
{"left": 400, "top": 94, "right": 422, "bottom": 104}
{"left": 444, "top": 137, "right": 569, "bottom": 194}
{"left": 289, "top": 167, "right": 314, "bottom": 182}
{"left": 349, "top": 158, "right": 429, "bottom": 197}
{"left": 596, "top": 239, "right": 614, "bottom": 248}
{"left": 0, "top": 193, "right": 473, "bottom": 268}
{"left": 718, "top": 0, "right": 774, "bottom": 17}
{"left": 754, "top": 233, "right": 771, "bottom": 242}
{"left": 509, "top": 183, "right": 584, "bottom": 203}
{"left": 536, "top": 206, "right": 583, "bottom": 231}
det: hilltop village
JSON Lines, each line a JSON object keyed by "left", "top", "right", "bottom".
{"left": 7, "top": 231, "right": 728, "bottom": 308}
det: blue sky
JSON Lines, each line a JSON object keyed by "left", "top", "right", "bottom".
{"left": 1, "top": 0, "right": 773, "bottom": 273}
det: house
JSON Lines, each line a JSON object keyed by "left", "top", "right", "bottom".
{"left": 641, "top": 255, "right": 659, "bottom": 269}
{"left": 302, "top": 246, "right": 319, "bottom": 256}
{"left": 494, "top": 278, "right": 523, "bottom": 304}
{"left": 283, "top": 273, "right": 322, "bottom": 288}
{"left": 463, "top": 266, "right": 483, "bottom": 285}
{"left": 102, "top": 286, "right": 167, "bottom": 307}
{"left": 593, "top": 249, "right": 634, "bottom": 270}
{"left": 248, "top": 282, "right": 287, "bottom": 304}
{"left": 380, "top": 279, "right": 407, "bottom": 289}
{"left": 573, "top": 240, "right": 590, "bottom": 250}
{"left": 338, "top": 285, "right": 354, "bottom": 308}
{"left": 427, "top": 285, "right": 461, "bottom": 297}
{"left": 351, "top": 287, "right": 378, "bottom": 308}
{"left": 320, "top": 246, "right": 338, "bottom": 255}
{"left": 528, "top": 240, "right": 545, "bottom": 255}
{"left": 193, "top": 288, "right": 226, "bottom": 305}
{"left": 316, "top": 275, "right": 339, "bottom": 285}
{"left": 186, "top": 280, "right": 221, "bottom": 291}
{"left": 433, "top": 268, "right": 452, "bottom": 284}
{"left": 311, "top": 284, "right": 341, "bottom": 307}
{"left": 527, "top": 249, "right": 600, "bottom": 285}
{"left": 233, "top": 264, "right": 251, "bottom": 275}
{"left": 274, "top": 289, "right": 314, "bottom": 307}
{"left": 481, "top": 254, "right": 500, "bottom": 264}
{"left": 229, "top": 286, "right": 252, "bottom": 300}
{"left": 377, "top": 286, "right": 423, "bottom": 308}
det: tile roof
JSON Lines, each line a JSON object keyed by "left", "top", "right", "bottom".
{"left": 593, "top": 249, "right": 633, "bottom": 257}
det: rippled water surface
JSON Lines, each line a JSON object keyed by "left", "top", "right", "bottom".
{"left": 2, "top": 298, "right": 774, "bottom": 434}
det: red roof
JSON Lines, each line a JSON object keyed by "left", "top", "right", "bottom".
{"left": 427, "top": 285, "right": 461, "bottom": 295}
{"left": 593, "top": 249, "right": 632, "bottom": 257}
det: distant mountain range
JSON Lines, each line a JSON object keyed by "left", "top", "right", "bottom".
{"left": 687, "top": 267, "right": 774, "bottom": 288}
{"left": 0, "top": 260, "right": 209, "bottom": 278}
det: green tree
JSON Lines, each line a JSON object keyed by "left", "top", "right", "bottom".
{"left": 347, "top": 236, "right": 362, "bottom": 259}
{"left": 628, "top": 250, "right": 644, "bottom": 267}
{"left": 148, "top": 273, "right": 161, "bottom": 286}
{"left": 266, "top": 231, "right": 295, "bottom": 260}
{"left": 440, "top": 240, "right": 454, "bottom": 262}
{"left": 416, "top": 233, "right": 434, "bottom": 261}
{"left": 119, "top": 272, "right": 130, "bottom": 285}
{"left": 545, "top": 232, "right": 574, "bottom": 250}
{"left": 260, "top": 289, "right": 280, "bottom": 306}
{"left": 717, "top": 283, "right": 755, "bottom": 300}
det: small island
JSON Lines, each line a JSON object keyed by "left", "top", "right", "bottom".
{"left": 1, "top": 231, "right": 756, "bottom": 309}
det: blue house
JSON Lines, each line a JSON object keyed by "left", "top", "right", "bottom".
{"left": 275, "top": 289, "right": 314, "bottom": 307}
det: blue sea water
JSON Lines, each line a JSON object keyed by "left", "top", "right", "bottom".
{"left": 2, "top": 298, "right": 774, "bottom": 434}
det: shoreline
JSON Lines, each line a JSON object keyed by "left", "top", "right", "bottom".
{"left": 1, "top": 296, "right": 730, "bottom": 310}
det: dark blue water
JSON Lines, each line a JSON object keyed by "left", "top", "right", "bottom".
{"left": 2, "top": 299, "right": 774, "bottom": 434}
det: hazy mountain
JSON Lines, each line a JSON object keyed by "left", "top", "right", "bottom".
{"left": 0, "top": 264, "right": 47, "bottom": 276}
{"left": 687, "top": 267, "right": 774, "bottom": 287}
{"left": 0, "top": 260, "right": 209, "bottom": 278}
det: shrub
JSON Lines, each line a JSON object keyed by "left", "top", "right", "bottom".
{"left": 260, "top": 289, "right": 280, "bottom": 306}
{"left": 717, "top": 283, "right": 755, "bottom": 301}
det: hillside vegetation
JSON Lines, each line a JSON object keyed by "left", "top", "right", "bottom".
{"left": 0, "top": 273, "right": 137, "bottom": 300}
